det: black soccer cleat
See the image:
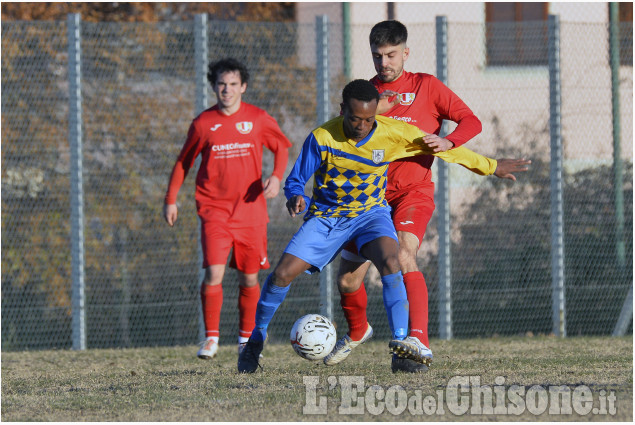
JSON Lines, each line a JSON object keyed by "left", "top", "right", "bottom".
{"left": 237, "top": 339, "right": 264, "bottom": 373}
{"left": 391, "top": 354, "right": 430, "bottom": 373}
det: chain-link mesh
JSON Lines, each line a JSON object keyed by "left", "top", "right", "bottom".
{"left": 2, "top": 18, "right": 632, "bottom": 351}
{"left": 2, "top": 22, "right": 72, "bottom": 349}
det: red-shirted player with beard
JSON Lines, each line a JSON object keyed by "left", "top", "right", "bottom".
{"left": 163, "top": 58, "right": 291, "bottom": 361}
{"left": 324, "top": 20, "right": 528, "bottom": 373}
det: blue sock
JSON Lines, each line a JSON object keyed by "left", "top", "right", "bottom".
{"left": 382, "top": 271, "right": 409, "bottom": 340}
{"left": 251, "top": 273, "right": 290, "bottom": 342}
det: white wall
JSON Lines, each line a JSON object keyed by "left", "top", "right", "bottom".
{"left": 396, "top": 2, "right": 484, "bottom": 24}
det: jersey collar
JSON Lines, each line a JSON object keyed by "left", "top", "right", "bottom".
{"left": 355, "top": 121, "right": 378, "bottom": 147}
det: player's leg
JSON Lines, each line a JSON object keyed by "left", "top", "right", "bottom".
{"left": 359, "top": 235, "right": 409, "bottom": 341}
{"left": 389, "top": 191, "right": 435, "bottom": 368}
{"left": 323, "top": 255, "right": 373, "bottom": 366}
{"left": 338, "top": 250, "right": 372, "bottom": 340}
{"left": 230, "top": 225, "right": 270, "bottom": 352}
{"left": 350, "top": 208, "right": 409, "bottom": 341}
{"left": 236, "top": 271, "right": 260, "bottom": 353}
{"left": 198, "top": 218, "right": 233, "bottom": 360}
{"left": 397, "top": 230, "right": 428, "bottom": 341}
{"left": 251, "top": 252, "right": 311, "bottom": 342}
{"left": 238, "top": 252, "right": 311, "bottom": 373}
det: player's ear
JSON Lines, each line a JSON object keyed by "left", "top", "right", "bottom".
{"left": 403, "top": 46, "right": 410, "bottom": 61}
{"left": 240, "top": 82, "right": 247, "bottom": 94}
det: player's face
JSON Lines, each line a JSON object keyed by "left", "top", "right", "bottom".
{"left": 370, "top": 43, "right": 409, "bottom": 83}
{"left": 213, "top": 70, "right": 247, "bottom": 112}
{"left": 342, "top": 98, "right": 378, "bottom": 142}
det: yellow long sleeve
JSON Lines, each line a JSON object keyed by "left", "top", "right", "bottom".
{"left": 434, "top": 146, "right": 498, "bottom": 176}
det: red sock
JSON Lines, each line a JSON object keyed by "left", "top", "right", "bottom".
{"left": 403, "top": 271, "right": 429, "bottom": 347}
{"left": 238, "top": 285, "right": 260, "bottom": 339}
{"left": 201, "top": 284, "right": 223, "bottom": 339}
{"left": 340, "top": 282, "right": 368, "bottom": 341}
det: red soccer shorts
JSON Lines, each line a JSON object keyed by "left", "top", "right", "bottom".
{"left": 199, "top": 218, "right": 270, "bottom": 273}
{"left": 388, "top": 188, "right": 435, "bottom": 247}
{"left": 341, "top": 187, "right": 435, "bottom": 260}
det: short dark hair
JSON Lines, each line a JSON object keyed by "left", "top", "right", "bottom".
{"left": 342, "top": 79, "right": 379, "bottom": 108}
{"left": 369, "top": 20, "right": 408, "bottom": 47}
{"left": 207, "top": 58, "right": 249, "bottom": 86}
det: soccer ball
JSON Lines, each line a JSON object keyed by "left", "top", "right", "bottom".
{"left": 289, "top": 314, "right": 337, "bottom": 361}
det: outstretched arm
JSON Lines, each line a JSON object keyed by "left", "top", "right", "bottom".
{"left": 433, "top": 145, "right": 498, "bottom": 176}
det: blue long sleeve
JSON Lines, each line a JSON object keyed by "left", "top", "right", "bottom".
{"left": 283, "top": 133, "right": 322, "bottom": 213}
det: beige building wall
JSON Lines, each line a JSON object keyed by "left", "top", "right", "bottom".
{"left": 296, "top": 1, "right": 633, "bottom": 170}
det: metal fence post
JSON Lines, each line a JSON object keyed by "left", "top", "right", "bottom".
{"left": 609, "top": 3, "right": 632, "bottom": 336}
{"left": 68, "top": 13, "right": 86, "bottom": 350}
{"left": 316, "top": 15, "right": 333, "bottom": 320}
{"left": 436, "top": 15, "right": 452, "bottom": 340}
{"left": 342, "top": 3, "right": 352, "bottom": 80}
{"left": 548, "top": 14, "right": 566, "bottom": 337}
{"left": 194, "top": 13, "right": 209, "bottom": 342}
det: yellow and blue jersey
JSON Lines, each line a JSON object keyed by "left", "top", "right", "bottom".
{"left": 284, "top": 115, "right": 497, "bottom": 220}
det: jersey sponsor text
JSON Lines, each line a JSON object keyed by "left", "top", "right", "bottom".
{"left": 211, "top": 142, "right": 254, "bottom": 152}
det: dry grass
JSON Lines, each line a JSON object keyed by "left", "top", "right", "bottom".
{"left": 1, "top": 336, "right": 632, "bottom": 421}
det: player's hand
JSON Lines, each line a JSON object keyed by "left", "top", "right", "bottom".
{"left": 163, "top": 203, "right": 178, "bottom": 226}
{"left": 377, "top": 90, "right": 400, "bottom": 115}
{"left": 263, "top": 175, "right": 281, "bottom": 199}
{"left": 286, "top": 195, "right": 306, "bottom": 217}
{"left": 423, "top": 134, "right": 454, "bottom": 153}
{"left": 493, "top": 158, "right": 531, "bottom": 181}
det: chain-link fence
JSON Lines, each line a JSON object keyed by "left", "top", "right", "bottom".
{"left": 2, "top": 16, "right": 632, "bottom": 351}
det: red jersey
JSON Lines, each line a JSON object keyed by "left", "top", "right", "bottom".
{"left": 165, "top": 102, "right": 291, "bottom": 227}
{"left": 370, "top": 71, "right": 482, "bottom": 201}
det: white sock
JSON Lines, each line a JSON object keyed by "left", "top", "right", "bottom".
{"left": 207, "top": 336, "right": 219, "bottom": 343}
{"left": 238, "top": 336, "right": 249, "bottom": 344}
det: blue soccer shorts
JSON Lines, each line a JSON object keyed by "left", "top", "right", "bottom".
{"left": 284, "top": 206, "right": 397, "bottom": 274}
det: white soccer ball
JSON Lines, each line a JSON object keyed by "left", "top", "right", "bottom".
{"left": 289, "top": 314, "right": 337, "bottom": 361}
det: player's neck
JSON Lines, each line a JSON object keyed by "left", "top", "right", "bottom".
{"left": 218, "top": 101, "right": 242, "bottom": 116}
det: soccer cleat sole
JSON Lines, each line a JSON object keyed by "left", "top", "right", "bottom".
{"left": 388, "top": 341, "right": 433, "bottom": 367}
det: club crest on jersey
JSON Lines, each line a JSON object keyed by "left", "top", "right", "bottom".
{"left": 372, "top": 149, "right": 385, "bottom": 164}
{"left": 399, "top": 93, "right": 416, "bottom": 105}
{"left": 235, "top": 121, "right": 253, "bottom": 134}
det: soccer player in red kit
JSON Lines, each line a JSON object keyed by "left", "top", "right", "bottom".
{"left": 163, "top": 58, "right": 291, "bottom": 360}
{"left": 326, "top": 21, "right": 529, "bottom": 372}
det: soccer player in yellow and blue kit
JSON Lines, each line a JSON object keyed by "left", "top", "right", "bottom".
{"left": 238, "top": 79, "right": 523, "bottom": 373}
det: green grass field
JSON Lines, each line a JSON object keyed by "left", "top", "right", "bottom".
{"left": 2, "top": 336, "right": 632, "bottom": 421}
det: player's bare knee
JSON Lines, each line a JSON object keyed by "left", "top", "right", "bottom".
{"left": 338, "top": 276, "right": 361, "bottom": 293}
{"left": 380, "top": 255, "right": 402, "bottom": 276}
{"left": 239, "top": 275, "right": 259, "bottom": 288}
{"left": 272, "top": 267, "right": 294, "bottom": 287}
{"left": 397, "top": 248, "right": 418, "bottom": 273}
{"left": 202, "top": 271, "right": 221, "bottom": 286}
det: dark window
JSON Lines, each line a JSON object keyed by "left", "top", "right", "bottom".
{"left": 486, "top": 2, "right": 549, "bottom": 66}
{"left": 617, "top": 2, "right": 633, "bottom": 66}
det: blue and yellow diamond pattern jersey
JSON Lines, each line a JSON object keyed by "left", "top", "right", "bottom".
{"left": 284, "top": 115, "right": 497, "bottom": 220}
